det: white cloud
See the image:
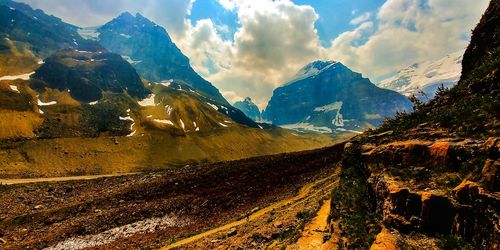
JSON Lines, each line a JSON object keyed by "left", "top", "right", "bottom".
{"left": 215, "top": 0, "right": 321, "bottom": 109}
{"left": 326, "top": 0, "right": 489, "bottom": 82}
{"left": 350, "top": 12, "right": 371, "bottom": 25}
{"left": 221, "top": 91, "right": 244, "bottom": 105}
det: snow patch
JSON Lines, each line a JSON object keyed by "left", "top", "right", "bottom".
{"left": 0, "top": 72, "right": 34, "bottom": 81}
{"left": 281, "top": 123, "right": 332, "bottom": 133}
{"left": 9, "top": 85, "right": 19, "bottom": 93}
{"left": 119, "top": 115, "right": 136, "bottom": 137}
{"left": 314, "top": 102, "right": 343, "bottom": 112}
{"left": 154, "top": 119, "right": 174, "bottom": 126}
{"left": 284, "top": 61, "right": 339, "bottom": 86}
{"left": 206, "top": 102, "right": 218, "bottom": 110}
{"left": 138, "top": 94, "right": 156, "bottom": 107}
{"left": 121, "top": 55, "right": 142, "bottom": 65}
{"left": 179, "top": 119, "right": 185, "bottom": 130}
{"left": 218, "top": 122, "right": 228, "bottom": 128}
{"left": 159, "top": 80, "right": 173, "bottom": 87}
{"left": 88, "top": 101, "right": 98, "bottom": 105}
{"left": 37, "top": 97, "right": 57, "bottom": 106}
{"left": 165, "top": 105, "right": 173, "bottom": 116}
{"left": 120, "top": 33, "right": 132, "bottom": 39}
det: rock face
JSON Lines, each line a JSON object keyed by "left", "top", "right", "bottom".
{"left": 32, "top": 49, "right": 150, "bottom": 102}
{"left": 233, "top": 97, "right": 261, "bottom": 122}
{"left": 378, "top": 50, "right": 464, "bottom": 100}
{"left": 330, "top": 4, "right": 500, "bottom": 248}
{"left": 94, "top": 12, "right": 228, "bottom": 105}
{"left": 263, "top": 61, "right": 412, "bottom": 133}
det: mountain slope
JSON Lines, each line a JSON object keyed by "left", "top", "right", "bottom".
{"left": 92, "top": 12, "right": 227, "bottom": 105}
{"left": 87, "top": 12, "right": 258, "bottom": 128}
{"left": 263, "top": 61, "right": 412, "bottom": 133}
{"left": 0, "top": 0, "right": 93, "bottom": 58}
{"left": 379, "top": 50, "right": 464, "bottom": 99}
{"left": 233, "top": 97, "right": 261, "bottom": 121}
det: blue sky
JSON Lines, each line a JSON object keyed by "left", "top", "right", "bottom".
{"left": 19, "top": 0, "right": 490, "bottom": 108}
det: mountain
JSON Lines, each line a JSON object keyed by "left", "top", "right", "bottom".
{"left": 233, "top": 97, "right": 261, "bottom": 121}
{"left": 0, "top": 0, "right": 96, "bottom": 58}
{"left": 87, "top": 12, "right": 227, "bottom": 105}
{"left": 81, "top": 12, "right": 258, "bottom": 128}
{"left": 32, "top": 48, "right": 150, "bottom": 102}
{"left": 378, "top": 50, "right": 464, "bottom": 99}
{"left": 263, "top": 61, "right": 412, "bottom": 133}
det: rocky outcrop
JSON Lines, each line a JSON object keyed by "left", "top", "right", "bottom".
{"left": 364, "top": 138, "right": 500, "bottom": 249}
{"left": 32, "top": 49, "right": 150, "bottom": 102}
{"left": 370, "top": 228, "right": 400, "bottom": 250}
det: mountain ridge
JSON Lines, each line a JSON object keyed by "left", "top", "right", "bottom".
{"left": 263, "top": 60, "right": 412, "bottom": 133}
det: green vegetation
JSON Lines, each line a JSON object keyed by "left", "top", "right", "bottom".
{"left": 331, "top": 142, "right": 378, "bottom": 248}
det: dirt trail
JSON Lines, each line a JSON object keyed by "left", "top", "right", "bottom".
{"left": 161, "top": 174, "right": 335, "bottom": 250}
{"left": 287, "top": 199, "right": 332, "bottom": 250}
{"left": 0, "top": 173, "right": 140, "bottom": 185}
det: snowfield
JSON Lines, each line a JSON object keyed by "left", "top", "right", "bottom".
{"left": 138, "top": 94, "right": 156, "bottom": 107}
{"left": 379, "top": 50, "right": 464, "bottom": 98}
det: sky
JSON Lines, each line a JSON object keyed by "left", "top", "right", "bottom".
{"left": 19, "top": 0, "right": 490, "bottom": 109}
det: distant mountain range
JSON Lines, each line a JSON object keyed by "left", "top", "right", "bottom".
{"left": 233, "top": 97, "right": 261, "bottom": 122}
{"left": 263, "top": 61, "right": 412, "bottom": 134}
{"left": 378, "top": 50, "right": 464, "bottom": 100}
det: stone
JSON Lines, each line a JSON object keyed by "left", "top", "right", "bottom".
{"left": 481, "top": 159, "right": 499, "bottom": 191}
{"left": 370, "top": 228, "right": 400, "bottom": 250}
{"left": 227, "top": 228, "right": 237, "bottom": 237}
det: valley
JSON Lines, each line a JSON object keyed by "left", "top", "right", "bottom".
{"left": 0, "top": 0, "right": 498, "bottom": 249}
{"left": 0, "top": 143, "right": 345, "bottom": 249}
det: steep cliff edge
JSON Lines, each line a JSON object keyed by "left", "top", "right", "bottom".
{"left": 329, "top": 1, "right": 499, "bottom": 249}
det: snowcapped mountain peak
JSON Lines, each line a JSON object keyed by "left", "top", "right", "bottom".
{"left": 379, "top": 50, "right": 464, "bottom": 99}
{"left": 284, "top": 60, "right": 341, "bottom": 86}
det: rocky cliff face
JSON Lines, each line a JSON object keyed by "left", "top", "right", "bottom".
{"left": 263, "top": 61, "right": 412, "bottom": 133}
{"left": 329, "top": 1, "right": 500, "bottom": 249}
{"left": 32, "top": 49, "right": 150, "bottom": 102}
{"left": 233, "top": 97, "right": 261, "bottom": 122}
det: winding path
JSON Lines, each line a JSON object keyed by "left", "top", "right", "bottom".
{"left": 0, "top": 173, "right": 140, "bottom": 185}
{"left": 161, "top": 174, "right": 337, "bottom": 250}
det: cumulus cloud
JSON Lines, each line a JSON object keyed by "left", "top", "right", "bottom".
{"left": 326, "top": 0, "right": 489, "bottom": 82}
{"left": 179, "top": 0, "right": 322, "bottom": 108}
